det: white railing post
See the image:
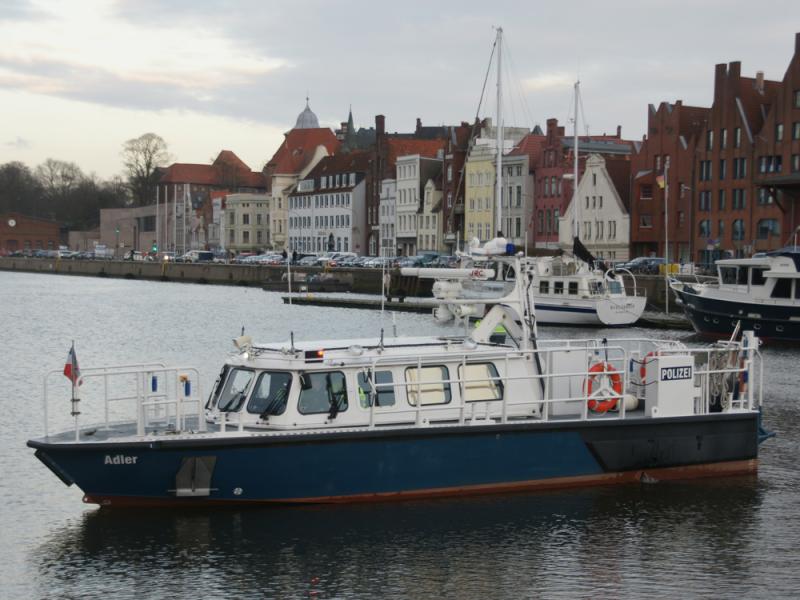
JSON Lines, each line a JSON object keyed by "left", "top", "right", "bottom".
{"left": 415, "top": 356, "right": 422, "bottom": 427}
{"left": 103, "top": 371, "right": 109, "bottom": 430}
{"left": 459, "top": 354, "right": 466, "bottom": 425}
{"left": 501, "top": 354, "right": 509, "bottom": 424}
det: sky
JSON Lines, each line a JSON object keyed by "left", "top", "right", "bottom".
{"left": 0, "top": 0, "right": 798, "bottom": 179}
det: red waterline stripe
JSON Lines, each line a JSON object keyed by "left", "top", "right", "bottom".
{"left": 83, "top": 459, "right": 758, "bottom": 508}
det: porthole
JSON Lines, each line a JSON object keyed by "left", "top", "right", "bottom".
{"left": 753, "top": 323, "right": 761, "bottom": 330}
{"left": 713, "top": 318, "right": 719, "bottom": 324}
{"left": 776, "top": 325, "right": 784, "bottom": 333}
{"left": 704, "top": 316, "right": 710, "bottom": 322}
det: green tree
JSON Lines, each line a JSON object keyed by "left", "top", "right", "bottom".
{"left": 122, "top": 133, "right": 171, "bottom": 206}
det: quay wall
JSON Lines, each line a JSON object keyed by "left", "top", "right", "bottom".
{"left": 0, "top": 257, "right": 682, "bottom": 309}
{"left": 0, "top": 257, "right": 386, "bottom": 293}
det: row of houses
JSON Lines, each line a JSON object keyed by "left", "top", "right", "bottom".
{"left": 57, "top": 32, "right": 800, "bottom": 265}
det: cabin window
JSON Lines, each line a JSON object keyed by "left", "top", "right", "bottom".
{"left": 720, "top": 267, "right": 737, "bottom": 285}
{"left": 298, "top": 371, "right": 348, "bottom": 415}
{"left": 207, "top": 365, "right": 230, "bottom": 409}
{"left": 736, "top": 268, "right": 748, "bottom": 285}
{"left": 751, "top": 268, "right": 767, "bottom": 286}
{"left": 608, "top": 280, "right": 623, "bottom": 294}
{"left": 795, "top": 282, "right": 800, "bottom": 299}
{"left": 539, "top": 281, "right": 549, "bottom": 294}
{"left": 771, "top": 278, "right": 792, "bottom": 299}
{"left": 357, "top": 370, "right": 396, "bottom": 407}
{"left": 246, "top": 371, "right": 292, "bottom": 415}
{"left": 458, "top": 363, "right": 503, "bottom": 402}
{"left": 217, "top": 368, "right": 255, "bottom": 412}
{"left": 554, "top": 281, "right": 564, "bottom": 294}
{"left": 405, "top": 365, "right": 452, "bottom": 406}
{"left": 568, "top": 281, "right": 578, "bottom": 295}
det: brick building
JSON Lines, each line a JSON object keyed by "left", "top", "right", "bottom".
{"left": 629, "top": 101, "right": 708, "bottom": 261}
{"left": 630, "top": 32, "right": 800, "bottom": 265}
{"left": 155, "top": 150, "right": 266, "bottom": 253}
{"left": 0, "top": 212, "right": 64, "bottom": 254}
{"left": 534, "top": 119, "right": 633, "bottom": 249}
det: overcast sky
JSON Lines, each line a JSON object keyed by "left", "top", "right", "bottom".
{"left": 1, "top": 0, "right": 797, "bottom": 178}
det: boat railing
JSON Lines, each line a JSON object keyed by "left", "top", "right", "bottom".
{"left": 359, "top": 338, "right": 761, "bottom": 429}
{"left": 42, "top": 363, "right": 205, "bottom": 440}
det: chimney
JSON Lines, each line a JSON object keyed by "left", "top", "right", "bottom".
{"left": 714, "top": 63, "right": 727, "bottom": 105}
{"left": 796, "top": 32, "right": 800, "bottom": 54}
{"left": 416, "top": 117, "right": 422, "bottom": 133}
{"left": 375, "top": 114, "right": 385, "bottom": 136}
{"left": 616, "top": 125, "right": 622, "bottom": 138}
{"left": 756, "top": 70, "right": 765, "bottom": 94}
{"left": 728, "top": 61, "right": 741, "bottom": 81}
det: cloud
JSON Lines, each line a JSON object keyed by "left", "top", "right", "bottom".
{"left": 5, "top": 136, "right": 31, "bottom": 149}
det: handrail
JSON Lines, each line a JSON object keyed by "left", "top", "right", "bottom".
{"left": 42, "top": 363, "right": 204, "bottom": 439}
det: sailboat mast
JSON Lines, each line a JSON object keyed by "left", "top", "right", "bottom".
{"left": 573, "top": 80, "right": 580, "bottom": 241}
{"left": 495, "top": 27, "right": 503, "bottom": 237}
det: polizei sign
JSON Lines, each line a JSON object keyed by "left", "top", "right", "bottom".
{"left": 660, "top": 366, "right": 693, "bottom": 381}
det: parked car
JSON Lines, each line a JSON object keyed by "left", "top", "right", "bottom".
{"left": 298, "top": 255, "right": 319, "bottom": 266}
{"left": 618, "top": 256, "right": 666, "bottom": 274}
{"left": 176, "top": 250, "right": 214, "bottom": 263}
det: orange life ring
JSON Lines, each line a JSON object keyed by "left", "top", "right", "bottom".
{"left": 639, "top": 351, "right": 659, "bottom": 382}
{"left": 585, "top": 361, "right": 623, "bottom": 413}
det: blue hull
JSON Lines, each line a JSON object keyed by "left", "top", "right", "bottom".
{"left": 29, "top": 413, "right": 759, "bottom": 506}
{"left": 674, "top": 287, "right": 800, "bottom": 342}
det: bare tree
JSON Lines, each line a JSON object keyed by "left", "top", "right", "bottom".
{"left": 122, "top": 133, "right": 171, "bottom": 206}
{"left": 35, "top": 158, "right": 83, "bottom": 201}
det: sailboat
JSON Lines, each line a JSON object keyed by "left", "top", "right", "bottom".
{"left": 460, "top": 37, "right": 646, "bottom": 326}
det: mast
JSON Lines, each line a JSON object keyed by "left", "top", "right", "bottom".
{"left": 495, "top": 27, "right": 503, "bottom": 237}
{"left": 573, "top": 80, "right": 580, "bottom": 242}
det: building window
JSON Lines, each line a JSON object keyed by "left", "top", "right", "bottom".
{"left": 545, "top": 209, "right": 551, "bottom": 233}
{"left": 776, "top": 124, "right": 784, "bottom": 141}
{"left": 733, "top": 188, "right": 747, "bottom": 209}
{"left": 793, "top": 154, "right": 800, "bottom": 173}
{"left": 734, "top": 127, "right": 741, "bottom": 148}
{"left": 229, "top": 212, "right": 235, "bottom": 226}
{"left": 447, "top": 165, "right": 452, "bottom": 181}
{"left": 677, "top": 212, "right": 684, "bottom": 227}
{"left": 228, "top": 230, "right": 234, "bottom": 243}
{"left": 795, "top": 90, "right": 800, "bottom": 108}
{"left": 718, "top": 220, "right": 725, "bottom": 237}
{"left": 640, "top": 214, "right": 652, "bottom": 228}
{"left": 640, "top": 185, "right": 653, "bottom": 200}
{"left": 720, "top": 128, "right": 727, "bottom": 149}
{"left": 719, "top": 159, "right": 726, "bottom": 180}
{"left": 553, "top": 209, "right": 559, "bottom": 234}
{"left": 732, "top": 219, "right": 745, "bottom": 241}
{"left": 718, "top": 190, "right": 726, "bottom": 210}
{"left": 758, "top": 188, "right": 773, "bottom": 205}
{"left": 698, "top": 219, "right": 711, "bottom": 237}
{"left": 706, "top": 130, "right": 713, "bottom": 150}
{"left": 699, "top": 191, "right": 711, "bottom": 211}
{"left": 516, "top": 185, "right": 522, "bottom": 207}
{"left": 243, "top": 231, "right": 250, "bottom": 243}
{"left": 793, "top": 122, "right": 800, "bottom": 141}
{"left": 757, "top": 219, "right": 780, "bottom": 240}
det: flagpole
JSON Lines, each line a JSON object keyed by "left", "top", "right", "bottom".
{"left": 664, "top": 156, "right": 670, "bottom": 315}
{"left": 70, "top": 340, "right": 80, "bottom": 441}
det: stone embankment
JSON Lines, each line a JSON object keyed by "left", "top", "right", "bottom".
{"left": 0, "top": 257, "right": 697, "bottom": 310}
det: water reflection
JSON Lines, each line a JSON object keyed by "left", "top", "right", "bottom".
{"left": 32, "top": 478, "right": 763, "bottom": 599}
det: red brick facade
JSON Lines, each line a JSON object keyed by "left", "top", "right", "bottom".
{"left": 0, "top": 213, "right": 63, "bottom": 254}
{"left": 630, "top": 32, "right": 800, "bottom": 265}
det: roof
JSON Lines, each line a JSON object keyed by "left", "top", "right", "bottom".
{"left": 508, "top": 133, "right": 546, "bottom": 164}
{"left": 307, "top": 151, "right": 371, "bottom": 178}
{"left": 294, "top": 100, "right": 320, "bottom": 129}
{"left": 265, "top": 128, "right": 340, "bottom": 175}
{"left": 160, "top": 151, "right": 266, "bottom": 188}
{"left": 387, "top": 138, "right": 444, "bottom": 167}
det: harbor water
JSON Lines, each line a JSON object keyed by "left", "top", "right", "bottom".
{"left": 2, "top": 271, "right": 800, "bottom": 599}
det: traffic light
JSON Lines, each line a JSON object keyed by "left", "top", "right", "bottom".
{"left": 115, "top": 227, "right": 120, "bottom": 234}
{"left": 152, "top": 243, "right": 158, "bottom": 252}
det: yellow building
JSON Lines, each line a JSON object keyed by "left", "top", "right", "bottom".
{"left": 464, "top": 140, "right": 496, "bottom": 243}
